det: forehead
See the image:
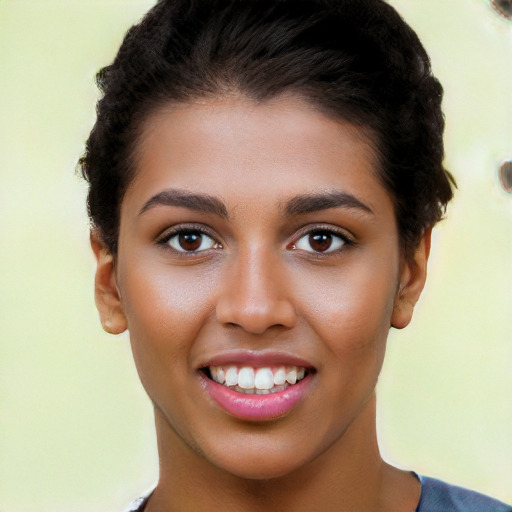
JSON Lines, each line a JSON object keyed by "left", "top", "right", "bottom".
{"left": 123, "top": 95, "right": 393, "bottom": 220}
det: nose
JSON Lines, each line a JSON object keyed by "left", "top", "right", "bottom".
{"left": 215, "top": 247, "right": 297, "bottom": 335}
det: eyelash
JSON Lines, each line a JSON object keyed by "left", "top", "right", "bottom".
{"left": 156, "top": 224, "right": 354, "bottom": 256}
{"left": 157, "top": 225, "right": 222, "bottom": 254}
{"left": 289, "top": 225, "right": 354, "bottom": 256}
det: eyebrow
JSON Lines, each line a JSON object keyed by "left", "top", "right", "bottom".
{"left": 283, "top": 191, "right": 374, "bottom": 217}
{"left": 139, "top": 189, "right": 229, "bottom": 218}
{"left": 138, "top": 188, "right": 373, "bottom": 219}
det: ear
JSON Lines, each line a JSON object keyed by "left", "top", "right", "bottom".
{"left": 90, "top": 230, "right": 128, "bottom": 334}
{"left": 391, "top": 228, "right": 432, "bottom": 329}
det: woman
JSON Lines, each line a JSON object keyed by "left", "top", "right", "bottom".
{"left": 79, "top": 0, "right": 511, "bottom": 510}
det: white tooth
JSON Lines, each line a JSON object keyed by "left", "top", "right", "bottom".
{"left": 286, "top": 368, "right": 297, "bottom": 385}
{"left": 274, "top": 367, "right": 286, "bottom": 386}
{"left": 255, "top": 368, "right": 274, "bottom": 390}
{"left": 238, "top": 367, "right": 255, "bottom": 389}
{"left": 217, "top": 367, "right": 226, "bottom": 384}
{"left": 210, "top": 366, "right": 218, "bottom": 382}
{"left": 225, "top": 366, "right": 238, "bottom": 386}
{"left": 297, "top": 367, "right": 305, "bottom": 380}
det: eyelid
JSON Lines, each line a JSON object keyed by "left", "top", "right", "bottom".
{"left": 156, "top": 223, "right": 222, "bottom": 251}
{"left": 290, "top": 223, "right": 355, "bottom": 243}
{"left": 288, "top": 224, "right": 355, "bottom": 253}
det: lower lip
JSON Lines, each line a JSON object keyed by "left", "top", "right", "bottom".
{"left": 200, "top": 373, "right": 313, "bottom": 422}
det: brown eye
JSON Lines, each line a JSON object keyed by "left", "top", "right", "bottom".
{"left": 309, "top": 232, "right": 333, "bottom": 252}
{"left": 179, "top": 232, "right": 202, "bottom": 251}
{"left": 293, "top": 230, "right": 346, "bottom": 253}
{"left": 168, "top": 230, "right": 218, "bottom": 252}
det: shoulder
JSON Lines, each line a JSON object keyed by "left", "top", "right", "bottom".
{"left": 122, "top": 478, "right": 512, "bottom": 512}
{"left": 416, "top": 475, "right": 512, "bottom": 512}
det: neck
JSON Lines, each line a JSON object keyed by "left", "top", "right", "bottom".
{"left": 147, "top": 394, "right": 419, "bottom": 512}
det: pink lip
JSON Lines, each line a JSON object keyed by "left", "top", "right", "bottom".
{"left": 199, "top": 372, "right": 313, "bottom": 422}
{"left": 198, "top": 349, "right": 315, "bottom": 369}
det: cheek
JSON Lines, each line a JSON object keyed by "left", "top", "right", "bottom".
{"left": 293, "top": 255, "right": 398, "bottom": 357}
{"left": 117, "top": 259, "right": 219, "bottom": 373}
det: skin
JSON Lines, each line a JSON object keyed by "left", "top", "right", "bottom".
{"left": 92, "top": 95, "right": 429, "bottom": 511}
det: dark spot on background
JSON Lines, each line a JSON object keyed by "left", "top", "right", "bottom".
{"left": 499, "top": 161, "right": 512, "bottom": 193}
{"left": 490, "top": 0, "right": 512, "bottom": 20}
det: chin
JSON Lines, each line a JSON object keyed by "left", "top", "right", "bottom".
{"left": 217, "top": 457, "right": 303, "bottom": 481}
{"left": 206, "top": 439, "right": 314, "bottom": 481}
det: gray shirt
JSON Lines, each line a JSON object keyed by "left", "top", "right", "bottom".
{"left": 125, "top": 475, "right": 512, "bottom": 511}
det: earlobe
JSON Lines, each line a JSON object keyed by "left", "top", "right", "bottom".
{"left": 391, "top": 228, "right": 432, "bottom": 330}
{"left": 90, "top": 230, "right": 128, "bottom": 335}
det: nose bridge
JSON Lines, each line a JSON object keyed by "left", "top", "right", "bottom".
{"left": 216, "top": 242, "right": 297, "bottom": 334}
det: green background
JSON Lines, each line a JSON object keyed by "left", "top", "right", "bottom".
{"left": 1, "top": 1, "right": 511, "bottom": 510}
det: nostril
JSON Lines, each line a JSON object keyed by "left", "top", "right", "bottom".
{"left": 216, "top": 285, "right": 297, "bottom": 332}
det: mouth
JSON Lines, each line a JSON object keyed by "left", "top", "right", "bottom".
{"left": 198, "top": 354, "right": 316, "bottom": 421}
{"left": 201, "top": 365, "right": 311, "bottom": 395}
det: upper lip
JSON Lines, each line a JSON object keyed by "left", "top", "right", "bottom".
{"left": 197, "top": 349, "right": 315, "bottom": 370}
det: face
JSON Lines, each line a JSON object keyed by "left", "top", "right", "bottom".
{"left": 93, "top": 95, "right": 428, "bottom": 480}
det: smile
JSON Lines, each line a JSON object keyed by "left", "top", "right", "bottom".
{"left": 199, "top": 356, "right": 315, "bottom": 421}
{"left": 206, "top": 365, "right": 308, "bottom": 394}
